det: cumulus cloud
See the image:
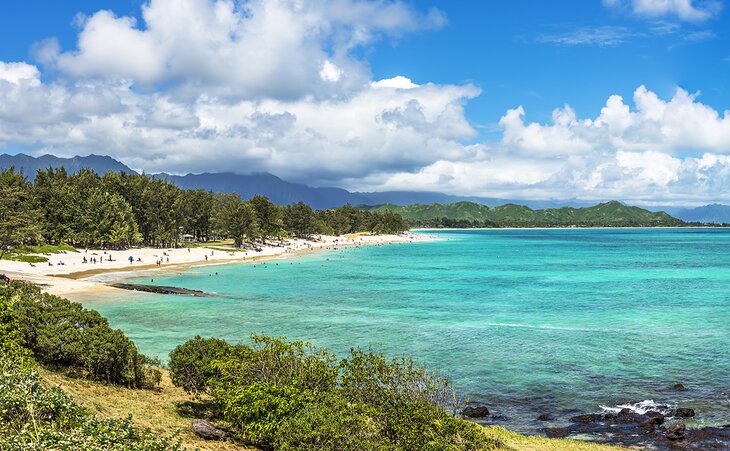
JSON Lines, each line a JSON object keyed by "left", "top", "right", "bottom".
{"left": 38, "top": 0, "right": 444, "bottom": 100}
{"left": 2, "top": 0, "right": 730, "bottom": 205}
{"left": 364, "top": 86, "right": 730, "bottom": 204}
{"left": 603, "top": 0, "right": 722, "bottom": 22}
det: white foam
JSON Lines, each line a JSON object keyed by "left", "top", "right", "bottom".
{"left": 600, "top": 400, "right": 674, "bottom": 416}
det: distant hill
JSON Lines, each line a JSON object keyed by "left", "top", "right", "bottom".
{"left": 670, "top": 204, "right": 730, "bottom": 224}
{"left": 0, "top": 153, "right": 137, "bottom": 179}
{"left": 364, "top": 201, "right": 683, "bottom": 227}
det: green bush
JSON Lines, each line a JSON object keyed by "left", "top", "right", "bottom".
{"left": 275, "top": 394, "right": 390, "bottom": 451}
{"left": 0, "top": 292, "right": 33, "bottom": 365}
{"left": 1, "top": 281, "right": 157, "bottom": 388}
{"left": 171, "top": 334, "right": 502, "bottom": 450}
{"left": 168, "top": 335, "right": 231, "bottom": 395}
{"left": 0, "top": 355, "right": 181, "bottom": 451}
{"left": 214, "top": 382, "right": 314, "bottom": 447}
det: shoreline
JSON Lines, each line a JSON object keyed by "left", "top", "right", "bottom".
{"left": 0, "top": 232, "right": 433, "bottom": 301}
{"left": 412, "top": 225, "right": 730, "bottom": 231}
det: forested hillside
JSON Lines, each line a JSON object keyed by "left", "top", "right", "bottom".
{"left": 365, "top": 201, "right": 684, "bottom": 227}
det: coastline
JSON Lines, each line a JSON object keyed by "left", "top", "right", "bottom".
{"left": 0, "top": 232, "right": 433, "bottom": 301}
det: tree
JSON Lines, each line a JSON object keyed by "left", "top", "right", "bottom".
{"left": 0, "top": 169, "right": 43, "bottom": 258}
{"left": 212, "top": 194, "right": 259, "bottom": 247}
{"left": 249, "top": 195, "right": 283, "bottom": 242}
{"left": 283, "top": 201, "right": 315, "bottom": 238}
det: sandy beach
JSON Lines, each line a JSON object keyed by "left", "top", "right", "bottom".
{"left": 0, "top": 233, "right": 431, "bottom": 300}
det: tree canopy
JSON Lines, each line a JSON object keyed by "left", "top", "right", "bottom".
{"left": 0, "top": 168, "right": 408, "bottom": 250}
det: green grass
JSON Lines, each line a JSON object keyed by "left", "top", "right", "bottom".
{"left": 14, "top": 243, "right": 78, "bottom": 254}
{"left": 0, "top": 243, "right": 78, "bottom": 263}
{"left": 0, "top": 254, "right": 48, "bottom": 263}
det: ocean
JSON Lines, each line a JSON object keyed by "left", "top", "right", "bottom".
{"left": 84, "top": 228, "right": 730, "bottom": 434}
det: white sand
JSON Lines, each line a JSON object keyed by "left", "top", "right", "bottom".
{"left": 0, "top": 233, "right": 431, "bottom": 299}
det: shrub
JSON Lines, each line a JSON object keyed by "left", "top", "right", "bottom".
{"left": 168, "top": 335, "right": 231, "bottom": 395}
{"left": 205, "top": 335, "right": 337, "bottom": 447}
{"left": 176, "top": 334, "right": 501, "bottom": 450}
{"left": 214, "top": 381, "right": 315, "bottom": 447}
{"left": 338, "top": 348, "right": 461, "bottom": 448}
{"left": 0, "top": 281, "right": 157, "bottom": 388}
{"left": 0, "top": 292, "right": 33, "bottom": 365}
{"left": 0, "top": 355, "right": 181, "bottom": 451}
{"left": 275, "top": 394, "right": 390, "bottom": 451}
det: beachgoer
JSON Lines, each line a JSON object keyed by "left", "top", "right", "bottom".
{"left": 128, "top": 256, "right": 134, "bottom": 264}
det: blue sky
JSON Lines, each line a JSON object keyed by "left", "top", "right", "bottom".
{"left": 0, "top": 0, "right": 729, "bottom": 204}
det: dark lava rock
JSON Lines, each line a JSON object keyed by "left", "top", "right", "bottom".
{"left": 462, "top": 406, "right": 490, "bottom": 418}
{"left": 638, "top": 416, "right": 664, "bottom": 434}
{"left": 537, "top": 413, "right": 552, "bottom": 421}
{"left": 545, "top": 427, "right": 570, "bottom": 438}
{"left": 670, "top": 407, "right": 695, "bottom": 418}
{"left": 673, "top": 383, "right": 687, "bottom": 391}
{"left": 666, "top": 423, "right": 686, "bottom": 440}
{"left": 111, "top": 283, "right": 214, "bottom": 297}
{"left": 192, "top": 419, "right": 226, "bottom": 440}
{"left": 571, "top": 413, "right": 600, "bottom": 423}
{"left": 646, "top": 411, "right": 665, "bottom": 422}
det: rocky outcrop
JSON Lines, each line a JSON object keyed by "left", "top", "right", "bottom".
{"left": 192, "top": 419, "right": 226, "bottom": 440}
{"left": 462, "top": 406, "right": 490, "bottom": 418}
{"left": 110, "top": 283, "right": 214, "bottom": 297}
{"left": 669, "top": 407, "right": 695, "bottom": 418}
{"left": 665, "top": 423, "right": 686, "bottom": 440}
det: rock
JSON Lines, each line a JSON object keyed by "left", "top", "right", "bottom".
{"left": 462, "top": 406, "right": 490, "bottom": 418}
{"left": 638, "top": 415, "right": 664, "bottom": 434}
{"left": 670, "top": 408, "right": 695, "bottom": 418}
{"left": 570, "top": 413, "right": 600, "bottom": 423}
{"left": 618, "top": 408, "right": 632, "bottom": 416}
{"left": 666, "top": 423, "right": 686, "bottom": 440}
{"left": 672, "top": 383, "right": 687, "bottom": 391}
{"left": 545, "top": 427, "right": 569, "bottom": 438}
{"left": 110, "top": 283, "right": 215, "bottom": 297}
{"left": 537, "top": 413, "right": 552, "bottom": 421}
{"left": 645, "top": 411, "right": 665, "bottom": 423}
{"left": 192, "top": 419, "right": 226, "bottom": 440}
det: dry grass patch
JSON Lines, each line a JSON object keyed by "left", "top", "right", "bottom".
{"left": 39, "top": 367, "right": 253, "bottom": 451}
{"left": 482, "top": 426, "right": 632, "bottom": 450}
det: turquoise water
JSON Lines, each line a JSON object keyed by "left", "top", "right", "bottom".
{"left": 85, "top": 229, "right": 730, "bottom": 433}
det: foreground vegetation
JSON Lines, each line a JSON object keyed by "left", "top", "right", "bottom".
{"left": 0, "top": 167, "right": 408, "bottom": 253}
{"left": 365, "top": 200, "right": 685, "bottom": 228}
{"left": 0, "top": 279, "right": 627, "bottom": 450}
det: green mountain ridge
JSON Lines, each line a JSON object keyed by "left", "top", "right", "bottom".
{"left": 363, "top": 200, "right": 684, "bottom": 227}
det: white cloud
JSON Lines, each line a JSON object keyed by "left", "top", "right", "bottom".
{"left": 372, "top": 76, "right": 420, "bottom": 89}
{"left": 40, "top": 0, "right": 444, "bottom": 100}
{"left": 2, "top": 0, "right": 730, "bottom": 205}
{"left": 603, "top": 0, "right": 722, "bottom": 22}
{"left": 538, "top": 26, "right": 635, "bottom": 46}
{"left": 0, "top": 62, "right": 41, "bottom": 87}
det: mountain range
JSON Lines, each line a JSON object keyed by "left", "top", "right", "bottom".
{"left": 1, "top": 153, "right": 728, "bottom": 223}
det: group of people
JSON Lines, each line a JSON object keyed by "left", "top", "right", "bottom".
{"left": 82, "top": 250, "right": 114, "bottom": 264}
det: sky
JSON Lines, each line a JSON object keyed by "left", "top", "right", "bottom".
{"left": 0, "top": 0, "right": 729, "bottom": 205}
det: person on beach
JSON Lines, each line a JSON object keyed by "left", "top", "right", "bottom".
{"left": 128, "top": 256, "right": 134, "bottom": 264}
